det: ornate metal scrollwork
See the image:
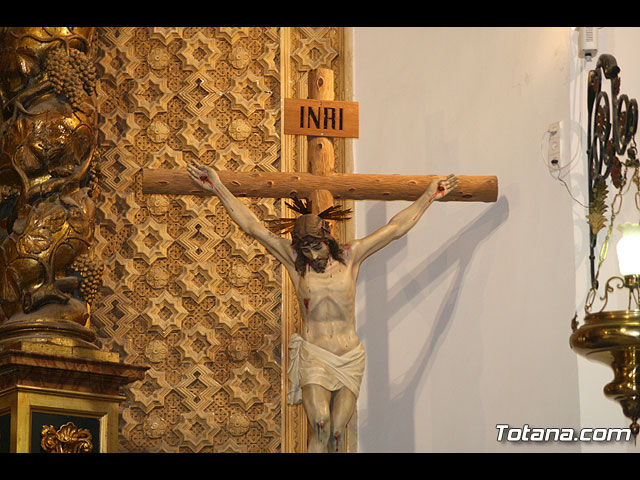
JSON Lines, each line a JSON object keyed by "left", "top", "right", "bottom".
{"left": 41, "top": 422, "right": 93, "bottom": 453}
{"left": 599, "top": 276, "right": 625, "bottom": 312}
{"left": 573, "top": 53, "right": 640, "bottom": 439}
{"left": 0, "top": 28, "right": 101, "bottom": 348}
{"left": 586, "top": 54, "right": 639, "bottom": 291}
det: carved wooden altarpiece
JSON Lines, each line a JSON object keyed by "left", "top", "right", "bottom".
{"left": 90, "top": 26, "right": 354, "bottom": 453}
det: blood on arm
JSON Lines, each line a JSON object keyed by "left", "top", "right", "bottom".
{"left": 199, "top": 171, "right": 232, "bottom": 211}
{"left": 412, "top": 182, "right": 446, "bottom": 222}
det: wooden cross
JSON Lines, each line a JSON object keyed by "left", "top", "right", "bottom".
{"left": 142, "top": 69, "right": 498, "bottom": 208}
{"left": 141, "top": 67, "right": 497, "bottom": 452}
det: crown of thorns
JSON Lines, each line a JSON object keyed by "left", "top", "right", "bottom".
{"left": 266, "top": 197, "right": 352, "bottom": 235}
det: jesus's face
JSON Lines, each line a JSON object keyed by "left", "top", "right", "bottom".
{"left": 298, "top": 239, "right": 330, "bottom": 273}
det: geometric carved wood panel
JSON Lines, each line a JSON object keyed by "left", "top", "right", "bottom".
{"left": 91, "top": 26, "right": 350, "bottom": 453}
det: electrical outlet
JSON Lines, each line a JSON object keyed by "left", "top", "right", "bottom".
{"left": 548, "top": 121, "right": 562, "bottom": 169}
{"left": 578, "top": 27, "right": 598, "bottom": 60}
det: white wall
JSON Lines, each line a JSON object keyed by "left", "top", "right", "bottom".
{"left": 353, "top": 27, "right": 583, "bottom": 452}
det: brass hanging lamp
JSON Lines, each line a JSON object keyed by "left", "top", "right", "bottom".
{"left": 570, "top": 53, "right": 640, "bottom": 438}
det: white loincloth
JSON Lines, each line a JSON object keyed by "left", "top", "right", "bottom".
{"left": 287, "top": 333, "right": 366, "bottom": 405}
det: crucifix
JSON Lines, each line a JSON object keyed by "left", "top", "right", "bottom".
{"left": 142, "top": 68, "right": 498, "bottom": 453}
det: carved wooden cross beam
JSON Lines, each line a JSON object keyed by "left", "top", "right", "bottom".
{"left": 142, "top": 169, "right": 497, "bottom": 202}
{"left": 142, "top": 69, "right": 498, "bottom": 208}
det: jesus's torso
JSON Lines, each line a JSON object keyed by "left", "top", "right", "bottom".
{"left": 290, "top": 244, "right": 361, "bottom": 356}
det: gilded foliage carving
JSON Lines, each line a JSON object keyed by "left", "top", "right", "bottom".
{"left": 0, "top": 27, "right": 100, "bottom": 345}
{"left": 41, "top": 422, "right": 93, "bottom": 453}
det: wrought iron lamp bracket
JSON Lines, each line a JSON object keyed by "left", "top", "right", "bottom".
{"left": 586, "top": 54, "right": 639, "bottom": 292}
{"left": 573, "top": 53, "right": 640, "bottom": 440}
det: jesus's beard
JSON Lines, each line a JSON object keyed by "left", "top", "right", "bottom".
{"left": 308, "top": 257, "right": 328, "bottom": 273}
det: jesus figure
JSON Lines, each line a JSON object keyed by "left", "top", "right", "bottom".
{"left": 187, "top": 163, "right": 458, "bottom": 453}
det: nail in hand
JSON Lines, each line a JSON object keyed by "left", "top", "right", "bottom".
{"left": 200, "top": 173, "right": 214, "bottom": 187}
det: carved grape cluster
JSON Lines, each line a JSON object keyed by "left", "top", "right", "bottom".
{"left": 86, "top": 159, "right": 101, "bottom": 198}
{"left": 69, "top": 253, "right": 104, "bottom": 305}
{"left": 0, "top": 185, "right": 19, "bottom": 212}
{"left": 44, "top": 46, "right": 97, "bottom": 110}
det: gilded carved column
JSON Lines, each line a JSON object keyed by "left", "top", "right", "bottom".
{"left": 0, "top": 29, "right": 147, "bottom": 453}
{"left": 0, "top": 27, "right": 101, "bottom": 349}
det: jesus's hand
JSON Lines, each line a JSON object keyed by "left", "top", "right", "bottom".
{"left": 425, "top": 174, "right": 458, "bottom": 201}
{"left": 187, "top": 163, "right": 221, "bottom": 192}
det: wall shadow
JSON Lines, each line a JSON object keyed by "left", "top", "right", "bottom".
{"left": 357, "top": 196, "right": 509, "bottom": 452}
